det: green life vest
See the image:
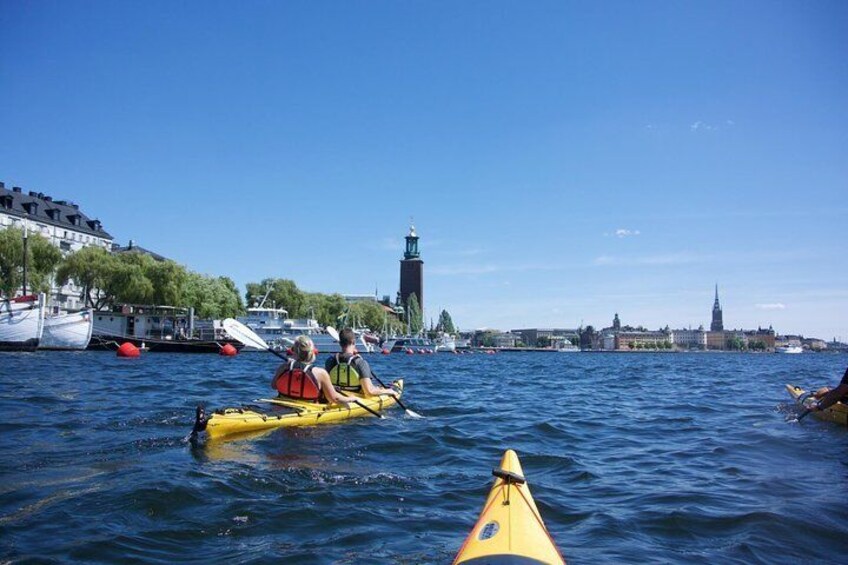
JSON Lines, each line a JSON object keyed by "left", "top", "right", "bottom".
{"left": 328, "top": 353, "right": 363, "bottom": 391}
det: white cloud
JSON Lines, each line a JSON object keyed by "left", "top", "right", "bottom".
{"left": 756, "top": 303, "right": 786, "bottom": 310}
{"left": 614, "top": 228, "right": 640, "bottom": 238}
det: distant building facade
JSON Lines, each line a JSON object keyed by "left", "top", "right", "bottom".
{"left": 0, "top": 182, "right": 113, "bottom": 309}
{"left": 673, "top": 327, "right": 707, "bottom": 350}
{"left": 511, "top": 328, "right": 580, "bottom": 348}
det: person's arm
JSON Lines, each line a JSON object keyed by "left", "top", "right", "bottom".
{"left": 360, "top": 377, "right": 395, "bottom": 396}
{"left": 356, "top": 359, "right": 396, "bottom": 396}
{"left": 813, "top": 383, "right": 848, "bottom": 411}
{"left": 313, "top": 368, "right": 357, "bottom": 405}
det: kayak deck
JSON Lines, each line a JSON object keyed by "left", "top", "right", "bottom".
{"left": 193, "top": 379, "right": 403, "bottom": 440}
{"left": 454, "top": 449, "right": 565, "bottom": 565}
{"left": 786, "top": 384, "right": 848, "bottom": 426}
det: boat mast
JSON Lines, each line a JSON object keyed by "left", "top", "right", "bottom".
{"left": 21, "top": 217, "right": 29, "bottom": 296}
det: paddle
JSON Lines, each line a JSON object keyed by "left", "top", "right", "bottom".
{"left": 326, "top": 326, "right": 422, "bottom": 418}
{"left": 221, "top": 318, "right": 384, "bottom": 419}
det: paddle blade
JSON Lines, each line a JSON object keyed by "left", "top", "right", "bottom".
{"left": 222, "top": 318, "right": 270, "bottom": 350}
{"left": 326, "top": 326, "right": 340, "bottom": 342}
{"left": 404, "top": 408, "right": 424, "bottom": 419}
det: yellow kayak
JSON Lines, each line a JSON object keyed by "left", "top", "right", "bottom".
{"left": 454, "top": 449, "right": 565, "bottom": 565}
{"left": 192, "top": 380, "right": 403, "bottom": 440}
{"left": 786, "top": 384, "right": 848, "bottom": 426}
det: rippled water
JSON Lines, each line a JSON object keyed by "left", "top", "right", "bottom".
{"left": 1, "top": 351, "right": 847, "bottom": 563}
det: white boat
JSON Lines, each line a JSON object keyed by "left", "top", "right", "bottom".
{"left": 0, "top": 294, "right": 45, "bottom": 351}
{"left": 39, "top": 309, "right": 93, "bottom": 350}
{"left": 382, "top": 336, "right": 435, "bottom": 353}
{"left": 434, "top": 334, "right": 457, "bottom": 353}
{"left": 236, "top": 305, "right": 373, "bottom": 353}
{"left": 556, "top": 342, "right": 581, "bottom": 353}
{"left": 775, "top": 345, "right": 803, "bottom": 354}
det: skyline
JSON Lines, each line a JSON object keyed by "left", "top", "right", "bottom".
{"left": 1, "top": 2, "right": 846, "bottom": 339}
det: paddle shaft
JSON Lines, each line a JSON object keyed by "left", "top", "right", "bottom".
{"left": 370, "top": 370, "right": 409, "bottom": 412}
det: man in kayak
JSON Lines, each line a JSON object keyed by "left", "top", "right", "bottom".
{"left": 326, "top": 328, "right": 397, "bottom": 396}
{"left": 272, "top": 335, "right": 358, "bottom": 405}
{"left": 807, "top": 366, "right": 848, "bottom": 413}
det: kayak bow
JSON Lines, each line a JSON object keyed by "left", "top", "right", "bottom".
{"left": 454, "top": 449, "right": 565, "bottom": 565}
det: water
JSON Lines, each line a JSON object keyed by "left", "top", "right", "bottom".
{"left": 1, "top": 351, "right": 847, "bottom": 563}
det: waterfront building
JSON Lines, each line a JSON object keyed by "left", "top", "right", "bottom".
{"left": 710, "top": 285, "right": 724, "bottom": 331}
{"left": 399, "top": 224, "right": 423, "bottom": 312}
{"left": 0, "top": 182, "right": 113, "bottom": 309}
{"left": 614, "top": 329, "right": 673, "bottom": 350}
{"left": 511, "top": 328, "right": 580, "bottom": 348}
{"left": 673, "top": 327, "right": 707, "bottom": 350}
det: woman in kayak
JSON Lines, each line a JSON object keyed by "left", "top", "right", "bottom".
{"left": 272, "top": 335, "right": 358, "bottom": 405}
{"left": 325, "top": 328, "right": 397, "bottom": 397}
{"left": 808, "top": 366, "right": 848, "bottom": 413}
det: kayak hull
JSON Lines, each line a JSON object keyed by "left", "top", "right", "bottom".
{"left": 786, "top": 384, "right": 848, "bottom": 426}
{"left": 454, "top": 450, "right": 565, "bottom": 565}
{"left": 196, "top": 380, "right": 403, "bottom": 440}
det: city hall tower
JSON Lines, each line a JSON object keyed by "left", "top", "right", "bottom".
{"left": 399, "top": 224, "right": 423, "bottom": 312}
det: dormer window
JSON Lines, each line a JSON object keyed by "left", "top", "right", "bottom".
{"left": 23, "top": 202, "right": 38, "bottom": 215}
{"left": 0, "top": 195, "right": 12, "bottom": 210}
{"left": 46, "top": 209, "right": 60, "bottom": 220}
{"left": 67, "top": 214, "right": 81, "bottom": 226}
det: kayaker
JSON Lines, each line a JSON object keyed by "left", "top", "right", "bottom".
{"left": 272, "top": 335, "right": 358, "bottom": 405}
{"left": 326, "top": 328, "right": 397, "bottom": 396}
{"left": 807, "top": 366, "right": 848, "bottom": 413}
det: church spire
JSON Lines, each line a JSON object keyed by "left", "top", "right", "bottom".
{"left": 711, "top": 284, "right": 724, "bottom": 331}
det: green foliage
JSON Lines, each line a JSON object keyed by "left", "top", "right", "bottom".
{"left": 0, "top": 227, "right": 62, "bottom": 296}
{"left": 55, "top": 246, "right": 115, "bottom": 308}
{"left": 436, "top": 309, "right": 456, "bottom": 334}
{"left": 406, "top": 293, "right": 423, "bottom": 335}
{"left": 246, "top": 278, "right": 305, "bottom": 315}
{"left": 182, "top": 273, "right": 244, "bottom": 319}
{"left": 726, "top": 336, "right": 746, "bottom": 351}
{"left": 749, "top": 340, "right": 767, "bottom": 351}
{"left": 536, "top": 336, "right": 551, "bottom": 347}
{"left": 56, "top": 246, "right": 243, "bottom": 315}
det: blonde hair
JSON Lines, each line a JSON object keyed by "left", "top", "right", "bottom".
{"left": 292, "top": 335, "right": 316, "bottom": 363}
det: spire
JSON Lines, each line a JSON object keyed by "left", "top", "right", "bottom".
{"left": 711, "top": 284, "right": 724, "bottom": 332}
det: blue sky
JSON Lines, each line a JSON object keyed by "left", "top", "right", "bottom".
{"left": 2, "top": 1, "right": 846, "bottom": 338}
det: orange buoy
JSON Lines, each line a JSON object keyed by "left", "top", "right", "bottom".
{"left": 219, "top": 343, "right": 238, "bottom": 356}
{"left": 406, "top": 348, "right": 414, "bottom": 355}
{"left": 117, "top": 342, "right": 140, "bottom": 358}
{"left": 381, "top": 348, "right": 390, "bottom": 355}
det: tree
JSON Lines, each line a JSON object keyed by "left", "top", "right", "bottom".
{"left": 246, "top": 278, "right": 305, "bottom": 316}
{"left": 182, "top": 273, "right": 244, "bottom": 319}
{"left": 406, "top": 293, "right": 423, "bottom": 335}
{"left": 436, "top": 309, "right": 456, "bottom": 334}
{"left": 55, "top": 245, "right": 116, "bottom": 308}
{"left": 0, "top": 227, "right": 62, "bottom": 296}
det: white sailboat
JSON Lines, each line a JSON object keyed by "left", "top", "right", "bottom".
{"left": 0, "top": 294, "right": 45, "bottom": 351}
{"left": 40, "top": 309, "right": 94, "bottom": 350}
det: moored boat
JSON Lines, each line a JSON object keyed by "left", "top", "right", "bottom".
{"left": 775, "top": 345, "right": 803, "bottom": 354}
{"left": 382, "top": 336, "right": 434, "bottom": 353}
{"left": 39, "top": 309, "right": 93, "bottom": 350}
{"left": 0, "top": 294, "right": 45, "bottom": 351}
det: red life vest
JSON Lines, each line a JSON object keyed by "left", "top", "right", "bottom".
{"left": 274, "top": 360, "right": 322, "bottom": 402}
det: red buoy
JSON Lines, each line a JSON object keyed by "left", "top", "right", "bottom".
{"left": 219, "top": 343, "right": 238, "bottom": 356}
{"left": 117, "top": 342, "right": 140, "bottom": 358}
{"left": 406, "top": 348, "right": 414, "bottom": 355}
{"left": 381, "top": 348, "right": 390, "bottom": 355}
